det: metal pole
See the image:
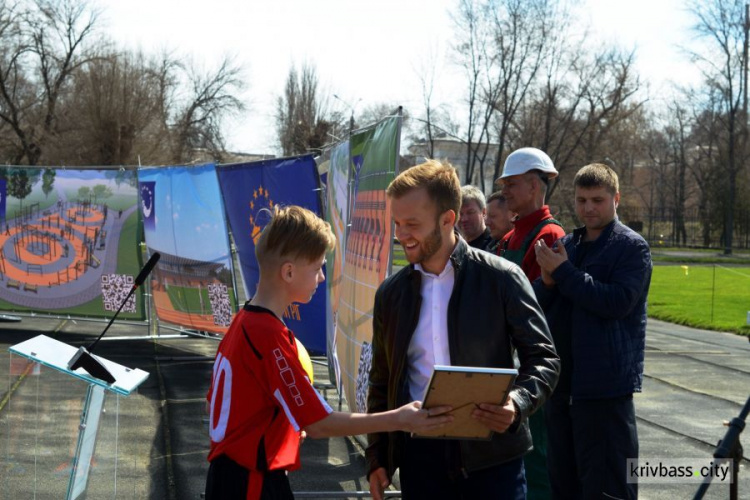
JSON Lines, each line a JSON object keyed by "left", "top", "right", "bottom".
{"left": 711, "top": 264, "right": 716, "bottom": 324}
{"left": 744, "top": 3, "right": 748, "bottom": 125}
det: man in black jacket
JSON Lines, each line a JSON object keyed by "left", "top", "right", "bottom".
{"left": 366, "top": 159, "right": 559, "bottom": 500}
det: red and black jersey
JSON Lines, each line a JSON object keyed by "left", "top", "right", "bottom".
{"left": 207, "top": 304, "right": 332, "bottom": 473}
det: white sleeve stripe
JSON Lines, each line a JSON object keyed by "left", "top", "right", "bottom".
{"left": 274, "top": 388, "right": 301, "bottom": 432}
{"left": 304, "top": 376, "right": 333, "bottom": 414}
{"left": 315, "top": 388, "right": 333, "bottom": 414}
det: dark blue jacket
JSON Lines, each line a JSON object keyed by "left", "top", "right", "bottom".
{"left": 533, "top": 218, "right": 652, "bottom": 400}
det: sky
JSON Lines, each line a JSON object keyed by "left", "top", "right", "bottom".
{"left": 103, "top": 0, "right": 699, "bottom": 156}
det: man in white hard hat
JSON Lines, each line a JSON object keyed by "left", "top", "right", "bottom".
{"left": 496, "top": 147, "right": 565, "bottom": 500}
{"left": 497, "top": 147, "right": 565, "bottom": 281}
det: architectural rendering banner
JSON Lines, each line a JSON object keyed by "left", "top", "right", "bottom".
{"left": 0, "top": 167, "right": 145, "bottom": 319}
{"left": 216, "top": 155, "right": 327, "bottom": 354}
{"left": 332, "top": 114, "right": 401, "bottom": 412}
{"left": 319, "top": 141, "right": 350, "bottom": 392}
{"left": 138, "top": 164, "right": 235, "bottom": 334}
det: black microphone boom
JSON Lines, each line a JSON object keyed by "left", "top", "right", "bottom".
{"left": 134, "top": 251, "right": 161, "bottom": 287}
{"left": 67, "top": 252, "right": 161, "bottom": 383}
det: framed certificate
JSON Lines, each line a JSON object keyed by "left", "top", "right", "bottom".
{"left": 414, "top": 365, "right": 518, "bottom": 440}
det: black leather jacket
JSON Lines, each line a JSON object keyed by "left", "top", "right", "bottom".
{"left": 366, "top": 237, "right": 560, "bottom": 477}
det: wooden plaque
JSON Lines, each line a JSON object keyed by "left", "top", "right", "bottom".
{"left": 414, "top": 365, "right": 518, "bottom": 440}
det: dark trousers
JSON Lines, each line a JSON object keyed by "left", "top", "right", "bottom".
{"left": 524, "top": 408, "right": 551, "bottom": 500}
{"left": 545, "top": 393, "right": 638, "bottom": 500}
{"left": 205, "top": 455, "right": 294, "bottom": 500}
{"left": 400, "top": 435, "right": 526, "bottom": 500}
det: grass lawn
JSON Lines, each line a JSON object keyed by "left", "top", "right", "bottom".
{"left": 165, "top": 283, "right": 237, "bottom": 314}
{"left": 392, "top": 243, "right": 407, "bottom": 268}
{"left": 397, "top": 242, "right": 750, "bottom": 335}
{"left": 116, "top": 210, "right": 142, "bottom": 278}
{"left": 648, "top": 265, "right": 750, "bottom": 335}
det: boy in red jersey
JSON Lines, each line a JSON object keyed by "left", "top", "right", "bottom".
{"left": 205, "top": 205, "right": 452, "bottom": 500}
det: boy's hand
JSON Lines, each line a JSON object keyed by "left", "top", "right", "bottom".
{"left": 471, "top": 398, "right": 516, "bottom": 433}
{"left": 395, "top": 401, "right": 453, "bottom": 433}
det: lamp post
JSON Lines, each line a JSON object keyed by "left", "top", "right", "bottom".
{"left": 333, "top": 94, "right": 361, "bottom": 135}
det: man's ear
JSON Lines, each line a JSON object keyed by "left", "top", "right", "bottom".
{"left": 441, "top": 209, "right": 457, "bottom": 228}
{"left": 614, "top": 191, "right": 621, "bottom": 209}
{"left": 281, "top": 261, "right": 295, "bottom": 283}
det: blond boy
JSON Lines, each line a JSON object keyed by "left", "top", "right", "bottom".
{"left": 206, "top": 205, "right": 451, "bottom": 500}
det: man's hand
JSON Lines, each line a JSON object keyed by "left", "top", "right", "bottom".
{"left": 395, "top": 401, "right": 453, "bottom": 433}
{"left": 471, "top": 397, "right": 517, "bottom": 433}
{"left": 535, "top": 239, "right": 567, "bottom": 286}
{"left": 369, "top": 467, "right": 391, "bottom": 500}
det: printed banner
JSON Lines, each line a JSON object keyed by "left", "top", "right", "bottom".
{"left": 0, "top": 178, "right": 6, "bottom": 221}
{"left": 332, "top": 114, "right": 401, "bottom": 412}
{"left": 138, "top": 164, "right": 235, "bottom": 334}
{"left": 217, "top": 155, "right": 327, "bottom": 354}
{"left": 319, "top": 141, "right": 350, "bottom": 392}
{"left": 0, "top": 167, "right": 145, "bottom": 319}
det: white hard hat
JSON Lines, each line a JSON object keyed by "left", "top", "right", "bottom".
{"left": 499, "top": 147, "right": 558, "bottom": 179}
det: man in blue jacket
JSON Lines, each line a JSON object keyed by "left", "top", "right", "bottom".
{"left": 533, "top": 163, "right": 652, "bottom": 500}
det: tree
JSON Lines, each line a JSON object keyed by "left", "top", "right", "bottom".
{"left": 41, "top": 167, "right": 54, "bottom": 198}
{"left": 0, "top": 0, "right": 99, "bottom": 165}
{"left": 77, "top": 185, "right": 90, "bottom": 201}
{"left": 7, "top": 168, "right": 31, "bottom": 210}
{"left": 276, "top": 62, "right": 341, "bottom": 156}
{"left": 689, "top": 0, "right": 748, "bottom": 254}
{"left": 59, "top": 48, "right": 169, "bottom": 165}
{"left": 0, "top": 2, "right": 246, "bottom": 166}
{"left": 515, "top": 26, "right": 643, "bottom": 202}
{"left": 170, "top": 55, "right": 245, "bottom": 163}
{"left": 451, "top": 0, "right": 552, "bottom": 191}
{"left": 92, "top": 183, "right": 112, "bottom": 204}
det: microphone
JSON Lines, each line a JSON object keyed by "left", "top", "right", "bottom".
{"left": 67, "top": 252, "right": 161, "bottom": 384}
{"left": 134, "top": 251, "right": 161, "bottom": 287}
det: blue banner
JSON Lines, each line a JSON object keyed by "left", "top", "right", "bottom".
{"left": 139, "top": 181, "right": 155, "bottom": 231}
{"left": 0, "top": 178, "right": 6, "bottom": 221}
{"left": 217, "top": 155, "right": 327, "bottom": 354}
{"left": 138, "top": 164, "right": 236, "bottom": 334}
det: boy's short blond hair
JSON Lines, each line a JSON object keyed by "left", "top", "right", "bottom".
{"left": 255, "top": 205, "right": 335, "bottom": 267}
{"left": 386, "top": 159, "right": 461, "bottom": 219}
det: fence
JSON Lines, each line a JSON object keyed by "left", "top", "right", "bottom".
{"left": 614, "top": 207, "right": 750, "bottom": 250}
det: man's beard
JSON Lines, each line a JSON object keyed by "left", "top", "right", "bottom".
{"left": 410, "top": 224, "right": 443, "bottom": 265}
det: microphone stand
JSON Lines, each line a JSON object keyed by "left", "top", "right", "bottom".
{"left": 67, "top": 252, "right": 160, "bottom": 384}
{"left": 693, "top": 393, "right": 750, "bottom": 499}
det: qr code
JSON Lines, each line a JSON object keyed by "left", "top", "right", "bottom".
{"left": 101, "top": 274, "right": 136, "bottom": 313}
{"left": 355, "top": 342, "right": 373, "bottom": 413}
{"left": 208, "top": 283, "right": 231, "bottom": 326}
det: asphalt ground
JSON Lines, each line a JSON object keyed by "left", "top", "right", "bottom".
{"left": 0, "top": 317, "right": 749, "bottom": 499}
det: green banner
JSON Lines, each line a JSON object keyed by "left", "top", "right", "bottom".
{"left": 333, "top": 114, "right": 401, "bottom": 412}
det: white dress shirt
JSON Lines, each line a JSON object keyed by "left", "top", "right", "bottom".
{"left": 407, "top": 260, "right": 454, "bottom": 401}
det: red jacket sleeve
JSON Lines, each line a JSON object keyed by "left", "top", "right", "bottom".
{"left": 520, "top": 224, "right": 566, "bottom": 282}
